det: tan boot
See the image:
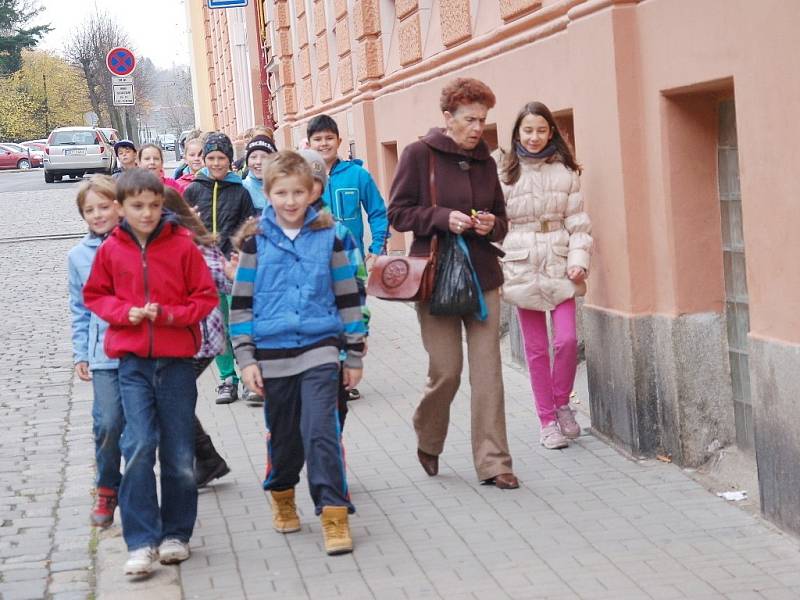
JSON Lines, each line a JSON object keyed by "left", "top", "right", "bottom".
{"left": 270, "top": 489, "right": 301, "bottom": 533}
{"left": 320, "top": 506, "right": 353, "bottom": 555}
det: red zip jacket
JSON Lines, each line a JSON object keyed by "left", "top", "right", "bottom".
{"left": 83, "top": 215, "right": 219, "bottom": 359}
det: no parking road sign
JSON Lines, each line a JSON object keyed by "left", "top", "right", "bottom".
{"left": 106, "top": 47, "right": 136, "bottom": 76}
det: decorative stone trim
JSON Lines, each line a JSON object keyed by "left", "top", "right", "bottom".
{"left": 439, "top": 0, "right": 472, "bottom": 47}
{"left": 301, "top": 77, "right": 314, "bottom": 108}
{"left": 281, "top": 85, "right": 297, "bottom": 116}
{"left": 313, "top": 0, "right": 326, "bottom": 35}
{"left": 316, "top": 32, "right": 329, "bottom": 67}
{"left": 339, "top": 53, "right": 354, "bottom": 93}
{"left": 399, "top": 12, "right": 422, "bottom": 66}
{"left": 499, "top": 0, "right": 542, "bottom": 22}
{"left": 297, "top": 13, "right": 309, "bottom": 47}
{"left": 395, "top": 0, "right": 418, "bottom": 20}
{"left": 278, "top": 29, "right": 293, "bottom": 58}
{"left": 353, "top": 0, "right": 381, "bottom": 39}
{"left": 275, "top": 1, "right": 290, "bottom": 28}
{"left": 318, "top": 67, "right": 332, "bottom": 102}
{"left": 336, "top": 17, "right": 351, "bottom": 57}
{"left": 357, "top": 36, "right": 384, "bottom": 82}
{"left": 298, "top": 46, "right": 311, "bottom": 78}
{"left": 279, "top": 59, "right": 295, "bottom": 86}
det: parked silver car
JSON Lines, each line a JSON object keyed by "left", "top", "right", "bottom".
{"left": 44, "top": 127, "right": 114, "bottom": 183}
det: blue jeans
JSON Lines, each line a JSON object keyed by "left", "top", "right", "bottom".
{"left": 118, "top": 356, "right": 198, "bottom": 551}
{"left": 91, "top": 369, "right": 124, "bottom": 491}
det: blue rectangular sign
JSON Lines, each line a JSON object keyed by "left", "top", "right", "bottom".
{"left": 208, "top": 0, "right": 248, "bottom": 8}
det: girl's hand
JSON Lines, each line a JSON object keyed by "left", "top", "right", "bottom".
{"left": 568, "top": 267, "right": 587, "bottom": 283}
{"left": 242, "top": 364, "right": 264, "bottom": 396}
{"left": 342, "top": 367, "right": 363, "bottom": 390}
{"left": 449, "top": 211, "right": 473, "bottom": 235}
{"left": 74, "top": 362, "right": 92, "bottom": 382}
{"left": 472, "top": 211, "right": 495, "bottom": 236}
{"left": 224, "top": 253, "right": 239, "bottom": 280}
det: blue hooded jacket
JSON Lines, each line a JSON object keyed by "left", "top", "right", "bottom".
{"left": 243, "top": 173, "right": 267, "bottom": 212}
{"left": 68, "top": 233, "right": 118, "bottom": 371}
{"left": 323, "top": 159, "right": 389, "bottom": 256}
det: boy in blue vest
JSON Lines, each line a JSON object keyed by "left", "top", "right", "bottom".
{"left": 229, "top": 150, "right": 366, "bottom": 555}
{"left": 307, "top": 114, "right": 387, "bottom": 401}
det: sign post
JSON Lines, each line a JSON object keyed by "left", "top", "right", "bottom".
{"left": 106, "top": 47, "right": 137, "bottom": 137}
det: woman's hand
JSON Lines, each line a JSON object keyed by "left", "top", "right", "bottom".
{"left": 568, "top": 267, "right": 587, "bottom": 283}
{"left": 448, "top": 210, "right": 473, "bottom": 235}
{"left": 472, "top": 211, "right": 495, "bottom": 236}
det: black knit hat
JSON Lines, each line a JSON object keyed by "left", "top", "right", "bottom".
{"left": 245, "top": 135, "right": 278, "bottom": 162}
{"left": 203, "top": 132, "right": 234, "bottom": 163}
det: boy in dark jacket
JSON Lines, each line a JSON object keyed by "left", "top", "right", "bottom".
{"left": 184, "top": 132, "right": 257, "bottom": 404}
{"left": 84, "top": 169, "right": 218, "bottom": 577}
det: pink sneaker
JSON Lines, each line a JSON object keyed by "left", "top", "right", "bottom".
{"left": 557, "top": 406, "right": 581, "bottom": 439}
{"left": 540, "top": 423, "right": 569, "bottom": 449}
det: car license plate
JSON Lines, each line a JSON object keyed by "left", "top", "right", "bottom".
{"left": 65, "top": 149, "right": 86, "bottom": 155}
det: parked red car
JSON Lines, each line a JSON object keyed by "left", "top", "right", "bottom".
{"left": 0, "top": 143, "right": 37, "bottom": 170}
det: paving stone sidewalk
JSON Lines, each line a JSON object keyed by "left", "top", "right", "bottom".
{"left": 98, "top": 299, "right": 799, "bottom": 600}
{"left": 0, "top": 184, "right": 100, "bottom": 600}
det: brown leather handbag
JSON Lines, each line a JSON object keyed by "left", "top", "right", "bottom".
{"left": 367, "top": 152, "right": 439, "bottom": 302}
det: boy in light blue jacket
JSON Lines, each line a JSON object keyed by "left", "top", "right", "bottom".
{"left": 67, "top": 175, "right": 123, "bottom": 529}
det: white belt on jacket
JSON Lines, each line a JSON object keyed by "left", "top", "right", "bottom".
{"left": 509, "top": 219, "right": 564, "bottom": 233}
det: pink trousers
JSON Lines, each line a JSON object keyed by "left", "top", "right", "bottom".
{"left": 517, "top": 299, "right": 578, "bottom": 425}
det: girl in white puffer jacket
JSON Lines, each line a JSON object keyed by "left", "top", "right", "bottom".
{"left": 498, "top": 101, "right": 593, "bottom": 450}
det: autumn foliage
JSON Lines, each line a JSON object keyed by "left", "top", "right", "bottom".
{"left": 0, "top": 50, "right": 91, "bottom": 141}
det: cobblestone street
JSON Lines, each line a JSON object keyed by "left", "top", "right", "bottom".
{"left": 0, "top": 179, "right": 96, "bottom": 600}
{"left": 2, "top": 174, "right": 800, "bottom": 600}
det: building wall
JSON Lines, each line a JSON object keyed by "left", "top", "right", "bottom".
{"left": 186, "top": 1, "right": 272, "bottom": 136}
{"left": 198, "top": 0, "right": 800, "bottom": 534}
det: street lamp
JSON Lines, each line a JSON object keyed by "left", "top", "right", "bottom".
{"left": 42, "top": 73, "right": 50, "bottom": 136}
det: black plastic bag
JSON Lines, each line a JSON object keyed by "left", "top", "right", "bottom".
{"left": 429, "top": 233, "right": 480, "bottom": 316}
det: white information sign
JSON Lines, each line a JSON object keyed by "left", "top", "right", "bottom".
{"left": 112, "top": 82, "right": 135, "bottom": 106}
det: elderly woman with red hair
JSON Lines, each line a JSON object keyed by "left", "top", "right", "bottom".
{"left": 388, "top": 77, "right": 519, "bottom": 489}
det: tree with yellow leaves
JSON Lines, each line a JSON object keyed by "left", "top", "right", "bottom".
{"left": 0, "top": 50, "right": 91, "bottom": 140}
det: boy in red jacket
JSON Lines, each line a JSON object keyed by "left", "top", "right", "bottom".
{"left": 84, "top": 169, "right": 218, "bottom": 577}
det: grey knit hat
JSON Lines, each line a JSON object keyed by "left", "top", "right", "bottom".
{"left": 298, "top": 148, "right": 328, "bottom": 190}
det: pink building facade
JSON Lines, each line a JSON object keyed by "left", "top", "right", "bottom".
{"left": 197, "top": 0, "right": 800, "bottom": 535}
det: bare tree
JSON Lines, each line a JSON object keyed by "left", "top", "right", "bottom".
{"left": 160, "top": 66, "right": 195, "bottom": 134}
{"left": 64, "top": 10, "right": 131, "bottom": 133}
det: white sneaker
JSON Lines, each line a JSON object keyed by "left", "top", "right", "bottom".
{"left": 540, "top": 423, "right": 569, "bottom": 449}
{"left": 158, "top": 538, "right": 190, "bottom": 564}
{"left": 124, "top": 546, "right": 158, "bottom": 576}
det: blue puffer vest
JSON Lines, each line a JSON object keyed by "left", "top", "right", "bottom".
{"left": 252, "top": 206, "right": 342, "bottom": 349}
